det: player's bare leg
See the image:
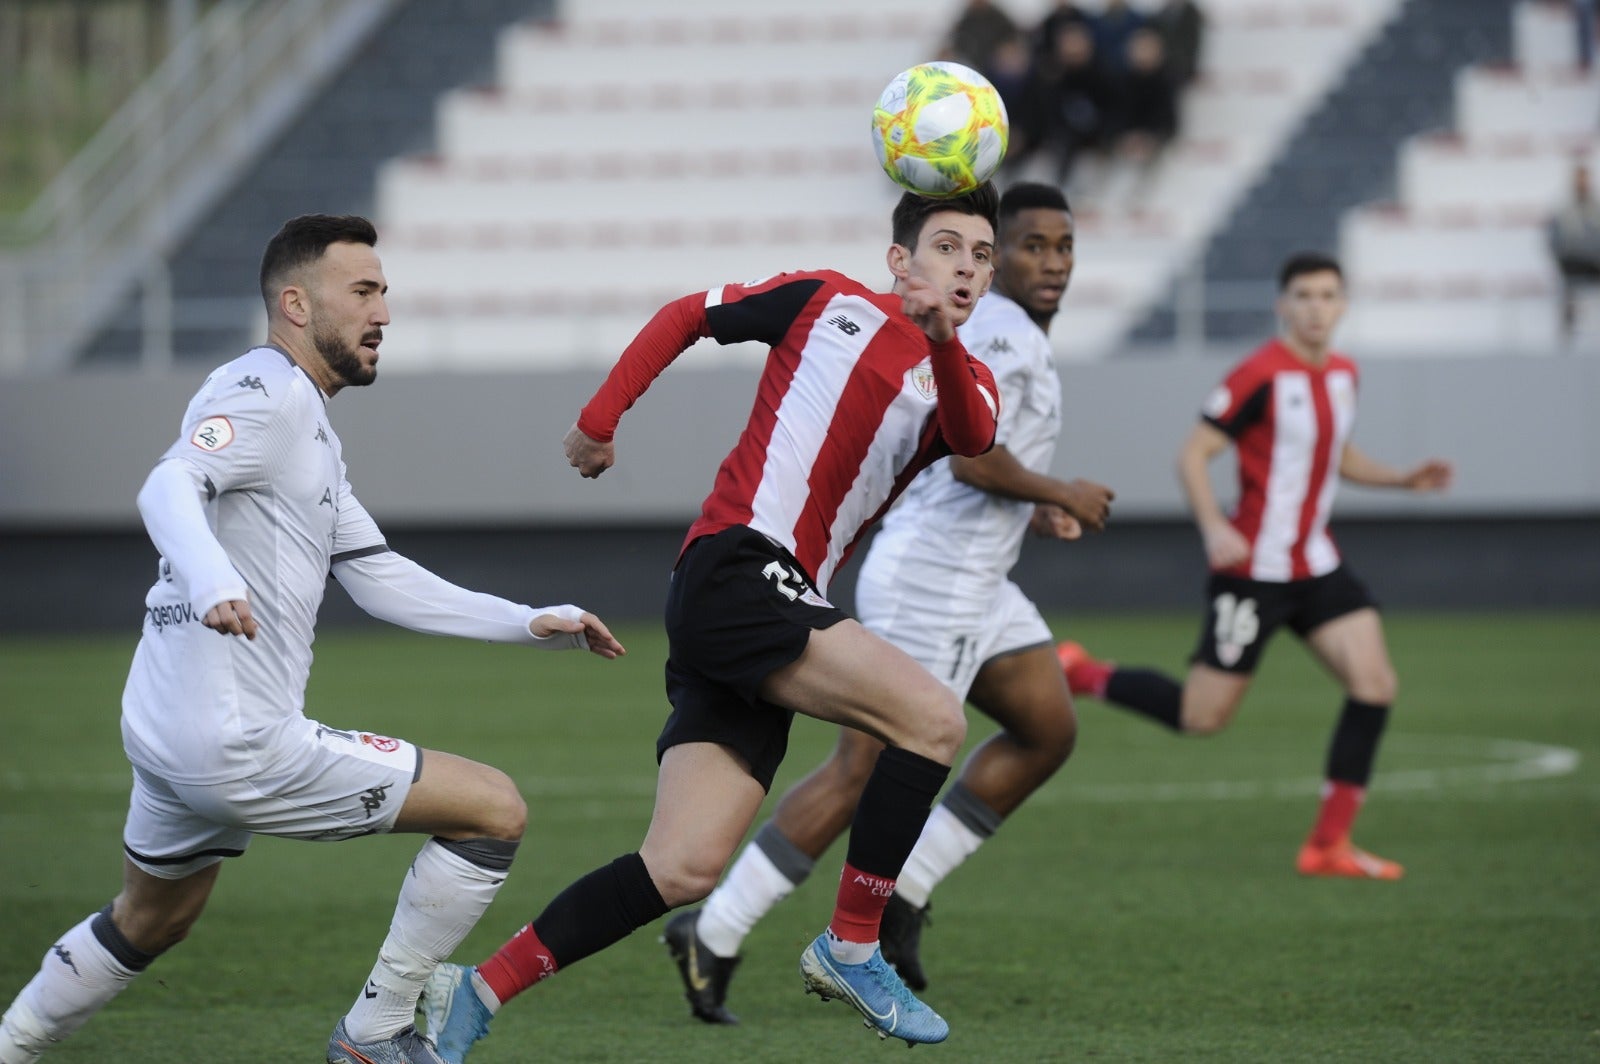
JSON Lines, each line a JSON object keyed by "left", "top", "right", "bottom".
{"left": 1297, "top": 610, "right": 1403, "bottom": 879}
{"left": 1, "top": 862, "right": 218, "bottom": 1063}
{"left": 428, "top": 744, "right": 762, "bottom": 1059}
{"left": 338, "top": 751, "right": 525, "bottom": 1059}
{"left": 760, "top": 620, "right": 962, "bottom": 1044}
{"left": 1178, "top": 664, "right": 1254, "bottom": 734}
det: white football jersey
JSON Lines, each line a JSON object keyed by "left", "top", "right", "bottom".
{"left": 121, "top": 346, "right": 384, "bottom": 784}
{"left": 859, "top": 291, "right": 1062, "bottom": 602}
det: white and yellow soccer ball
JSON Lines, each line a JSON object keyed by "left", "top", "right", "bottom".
{"left": 871, "top": 61, "right": 1009, "bottom": 198}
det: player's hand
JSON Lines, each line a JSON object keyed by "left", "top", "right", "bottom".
{"left": 203, "top": 598, "right": 258, "bottom": 640}
{"left": 1201, "top": 520, "right": 1251, "bottom": 570}
{"left": 1060, "top": 478, "right": 1115, "bottom": 532}
{"left": 530, "top": 610, "right": 626, "bottom": 659}
{"left": 1402, "top": 459, "right": 1453, "bottom": 493}
{"left": 901, "top": 275, "right": 956, "bottom": 343}
{"left": 1030, "top": 503, "right": 1082, "bottom": 540}
{"left": 563, "top": 423, "right": 615, "bottom": 479}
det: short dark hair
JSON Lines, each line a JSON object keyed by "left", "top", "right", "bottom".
{"left": 259, "top": 214, "right": 378, "bottom": 308}
{"left": 891, "top": 181, "right": 1001, "bottom": 249}
{"left": 1278, "top": 251, "right": 1342, "bottom": 291}
{"left": 997, "top": 182, "right": 1070, "bottom": 240}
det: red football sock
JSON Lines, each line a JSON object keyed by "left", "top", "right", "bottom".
{"left": 830, "top": 862, "right": 896, "bottom": 943}
{"left": 1071, "top": 659, "right": 1114, "bottom": 699}
{"left": 1308, "top": 780, "right": 1365, "bottom": 848}
{"left": 477, "top": 923, "right": 558, "bottom": 1005}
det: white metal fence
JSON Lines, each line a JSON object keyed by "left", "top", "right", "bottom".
{"left": 0, "top": 0, "right": 399, "bottom": 374}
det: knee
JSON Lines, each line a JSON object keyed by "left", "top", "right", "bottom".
{"left": 475, "top": 767, "right": 528, "bottom": 842}
{"left": 1180, "top": 704, "right": 1233, "bottom": 736}
{"left": 645, "top": 854, "right": 724, "bottom": 909}
{"left": 1351, "top": 666, "right": 1398, "bottom": 707}
{"left": 923, "top": 692, "right": 967, "bottom": 762}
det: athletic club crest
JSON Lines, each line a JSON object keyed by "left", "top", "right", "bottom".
{"left": 910, "top": 366, "right": 938, "bottom": 400}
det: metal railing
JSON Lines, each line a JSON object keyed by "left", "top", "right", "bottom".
{"left": 0, "top": 0, "right": 400, "bottom": 374}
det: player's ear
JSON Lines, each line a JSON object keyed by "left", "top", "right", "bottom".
{"left": 279, "top": 284, "right": 311, "bottom": 328}
{"left": 886, "top": 243, "right": 912, "bottom": 281}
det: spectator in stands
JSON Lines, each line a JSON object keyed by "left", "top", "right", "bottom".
{"left": 1150, "top": 0, "right": 1205, "bottom": 86}
{"left": 1032, "top": 0, "right": 1094, "bottom": 68}
{"left": 944, "top": 0, "right": 1021, "bottom": 77}
{"left": 1041, "top": 21, "right": 1113, "bottom": 187}
{"left": 1576, "top": 0, "right": 1596, "bottom": 70}
{"left": 988, "top": 32, "right": 1051, "bottom": 173}
{"left": 1092, "top": 0, "right": 1146, "bottom": 77}
{"left": 1547, "top": 158, "right": 1600, "bottom": 341}
{"left": 1113, "top": 27, "right": 1180, "bottom": 168}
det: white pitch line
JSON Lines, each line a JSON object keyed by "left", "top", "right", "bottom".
{"left": 0, "top": 736, "right": 1582, "bottom": 809}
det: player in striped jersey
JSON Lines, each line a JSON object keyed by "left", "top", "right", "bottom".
{"left": 660, "top": 183, "right": 1116, "bottom": 1021}
{"left": 1059, "top": 252, "right": 1453, "bottom": 880}
{"left": 0, "top": 215, "right": 626, "bottom": 1064}
{"left": 422, "top": 187, "right": 1003, "bottom": 1054}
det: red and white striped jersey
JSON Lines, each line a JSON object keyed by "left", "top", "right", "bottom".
{"left": 1202, "top": 338, "right": 1358, "bottom": 582}
{"left": 578, "top": 270, "right": 999, "bottom": 593}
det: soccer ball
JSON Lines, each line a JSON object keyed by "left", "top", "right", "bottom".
{"left": 871, "top": 61, "right": 1009, "bottom": 198}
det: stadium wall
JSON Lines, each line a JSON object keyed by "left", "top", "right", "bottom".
{"left": 2, "top": 353, "right": 1595, "bottom": 630}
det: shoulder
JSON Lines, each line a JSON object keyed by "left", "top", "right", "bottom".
{"left": 1327, "top": 351, "right": 1359, "bottom": 379}
{"left": 190, "top": 348, "right": 318, "bottom": 424}
{"left": 960, "top": 293, "right": 1040, "bottom": 362}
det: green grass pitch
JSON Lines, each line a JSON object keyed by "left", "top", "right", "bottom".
{"left": 2, "top": 613, "right": 1597, "bottom": 1061}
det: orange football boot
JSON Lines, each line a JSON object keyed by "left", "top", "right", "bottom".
{"left": 1296, "top": 838, "right": 1404, "bottom": 880}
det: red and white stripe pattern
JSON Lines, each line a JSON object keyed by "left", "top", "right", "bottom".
{"left": 685, "top": 271, "right": 995, "bottom": 592}
{"left": 1204, "top": 339, "right": 1358, "bottom": 582}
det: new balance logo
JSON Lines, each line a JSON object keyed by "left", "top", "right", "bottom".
{"left": 827, "top": 314, "right": 861, "bottom": 336}
{"left": 236, "top": 375, "right": 268, "bottom": 397}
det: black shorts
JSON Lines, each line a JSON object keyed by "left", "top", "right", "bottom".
{"left": 1190, "top": 565, "right": 1378, "bottom": 675}
{"left": 657, "top": 525, "right": 849, "bottom": 791}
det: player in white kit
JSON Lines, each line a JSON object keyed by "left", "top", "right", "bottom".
{"left": 0, "top": 215, "right": 625, "bottom": 1064}
{"left": 662, "top": 183, "right": 1116, "bottom": 1021}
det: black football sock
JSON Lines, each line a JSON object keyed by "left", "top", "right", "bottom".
{"left": 1103, "top": 667, "right": 1184, "bottom": 731}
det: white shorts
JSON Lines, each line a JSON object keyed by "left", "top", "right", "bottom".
{"left": 122, "top": 720, "right": 421, "bottom": 879}
{"left": 856, "top": 571, "right": 1053, "bottom": 699}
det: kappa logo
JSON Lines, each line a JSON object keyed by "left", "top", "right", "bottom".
{"left": 236, "top": 374, "right": 268, "bottom": 397}
{"left": 910, "top": 366, "right": 937, "bottom": 400}
{"left": 52, "top": 943, "right": 79, "bottom": 977}
{"left": 190, "top": 415, "right": 235, "bottom": 452}
{"left": 315, "top": 423, "right": 329, "bottom": 445}
{"left": 988, "top": 337, "right": 1014, "bottom": 354}
{"left": 358, "top": 784, "right": 392, "bottom": 817}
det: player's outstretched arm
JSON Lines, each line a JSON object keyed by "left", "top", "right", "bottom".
{"left": 1340, "top": 443, "right": 1454, "bottom": 493}
{"left": 531, "top": 609, "right": 626, "bottom": 659}
{"left": 950, "top": 446, "right": 1114, "bottom": 531}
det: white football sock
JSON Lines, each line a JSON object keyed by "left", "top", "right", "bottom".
{"left": 696, "top": 842, "right": 800, "bottom": 958}
{"left": 0, "top": 912, "right": 142, "bottom": 1060}
{"left": 895, "top": 804, "right": 985, "bottom": 908}
{"left": 342, "top": 838, "right": 513, "bottom": 1043}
